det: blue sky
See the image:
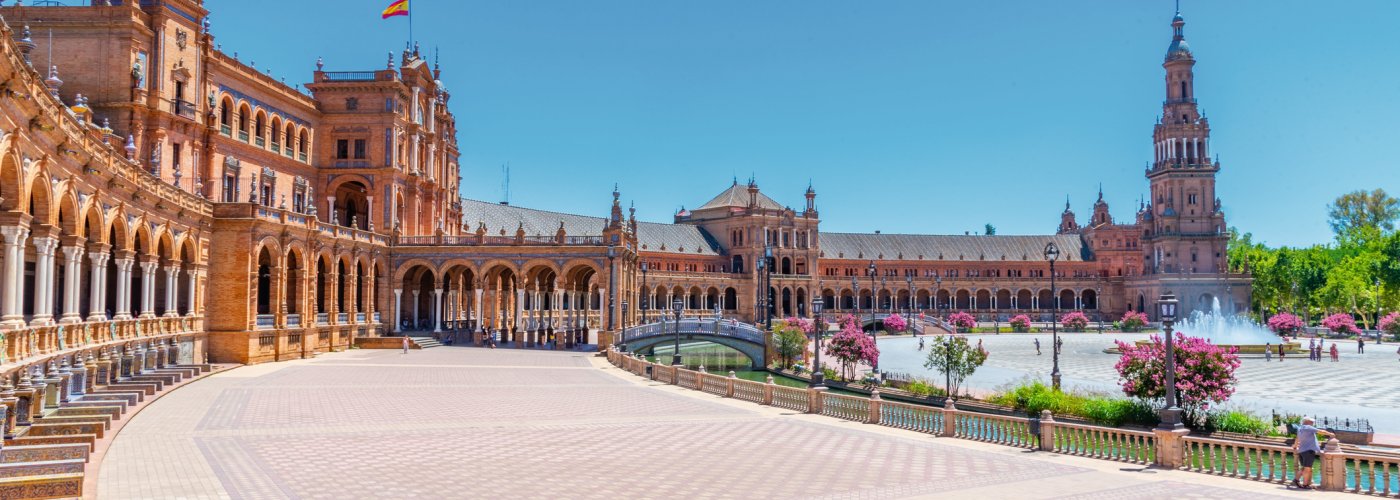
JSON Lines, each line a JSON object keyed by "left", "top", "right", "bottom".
{"left": 214, "top": 0, "right": 1399, "bottom": 248}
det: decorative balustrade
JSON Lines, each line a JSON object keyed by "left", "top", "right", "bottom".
{"left": 879, "top": 400, "right": 945, "bottom": 435}
{"left": 316, "top": 313, "right": 329, "bottom": 326}
{"left": 1049, "top": 420, "right": 1154, "bottom": 465}
{"left": 621, "top": 318, "right": 765, "bottom": 346}
{"left": 604, "top": 348, "right": 1400, "bottom": 496}
{"left": 395, "top": 234, "right": 609, "bottom": 247}
{"left": 255, "top": 314, "right": 275, "bottom": 329}
{"left": 1, "top": 317, "right": 204, "bottom": 370}
{"left": 286, "top": 314, "right": 302, "bottom": 328}
{"left": 770, "top": 385, "right": 808, "bottom": 412}
{"left": 1181, "top": 436, "right": 1299, "bottom": 484}
{"left": 820, "top": 392, "right": 870, "bottom": 422}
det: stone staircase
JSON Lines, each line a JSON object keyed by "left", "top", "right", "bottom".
{"left": 0, "top": 345, "right": 223, "bottom": 499}
{"left": 408, "top": 337, "right": 443, "bottom": 349}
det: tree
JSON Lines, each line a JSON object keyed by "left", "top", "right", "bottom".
{"left": 984, "top": 223, "right": 997, "bottom": 236}
{"left": 1265, "top": 312, "right": 1304, "bottom": 336}
{"left": 923, "top": 335, "right": 988, "bottom": 398}
{"left": 1114, "top": 333, "right": 1241, "bottom": 423}
{"left": 825, "top": 315, "right": 878, "bottom": 380}
{"left": 770, "top": 319, "right": 809, "bottom": 370}
{"left": 1328, "top": 188, "right": 1399, "bottom": 237}
{"left": 882, "top": 313, "right": 907, "bottom": 333}
{"left": 1060, "top": 311, "right": 1089, "bottom": 332}
{"left": 946, "top": 311, "right": 976, "bottom": 332}
{"left": 1120, "top": 311, "right": 1148, "bottom": 332}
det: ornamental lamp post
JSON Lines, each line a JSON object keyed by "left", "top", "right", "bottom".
{"left": 1097, "top": 282, "right": 1105, "bottom": 334}
{"left": 935, "top": 275, "right": 942, "bottom": 314}
{"left": 606, "top": 244, "right": 617, "bottom": 332}
{"left": 671, "top": 298, "right": 684, "bottom": 366}
{"left": 764, "top": 245, "right": 774, "bottom": 330}
{"left": 851, "top": 276, "right": 860, "bottom": 317}
{"left": 1157, "top": 292, "right": 1183, "bottom": 429}
{"left": 906, "top": 275, "right": 914, "bottom": 334}
{"left": 640, "top": 261, "right": 649, "bottom": 324}
{"left": 810, "top": 299, "right": 825, "bottom": 387}
{"left": 867, "top": 261, "right": 879, "bottom": 376}
{"left": 992, "top": 284, "right": 1000, "bottom": 334}
{"left": 1044, "top": 241, "right": 1062, "bottom": 391}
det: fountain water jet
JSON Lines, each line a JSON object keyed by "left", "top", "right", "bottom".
{"left": 1175, "top": 297, "right": 1278, "bottom": 346}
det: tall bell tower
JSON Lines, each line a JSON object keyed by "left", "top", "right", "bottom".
{"left": 1143, "top": 8, "right": 1227, "bottom": 277}
{"left": 1132, "top": 7, "right": 1246, "bottom": 318}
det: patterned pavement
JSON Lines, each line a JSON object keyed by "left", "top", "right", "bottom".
{"left": 96, "top": 346, "right": 1341, "bottom": 499}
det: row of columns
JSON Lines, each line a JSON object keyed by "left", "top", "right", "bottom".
{"left": 1, "top": 226, "right": 198, "bottom": 329}
{"left": 1156, "top": 137, "right": 1208, "bottom": 163}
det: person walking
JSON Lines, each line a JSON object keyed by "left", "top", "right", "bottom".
{"left": 1330, "top": 342, "right": 1339, "bottom": 362}
{"left": 918, "top": 338, "right": 925, "bottom": 351}
{"left": 1265, "top": 343, "right": 1273, "bottom": 362}
{"left": 1358, "top": 336, "right": 1365, "bottom": 354}
{"left": 1278, "top": 342, "right": 1285, "bottom": 362}
{"left": 1308, "top": 338, "right": 1317, "bottom": 361}
{"left": 401, "top": 335, "right": 410, "bottom": 354}
{"left": 1035, "top": 338, "right": 1042, "bottom": 356}
{"left": 1292, "top": 417, "right": 1334, "bottom": 490}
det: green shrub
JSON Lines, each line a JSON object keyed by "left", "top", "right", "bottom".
{"left": 987, "top": 380, "right": 1157, "bottom": 427}
{"left": 1208, "top": 410, "right": 1274, "bottom": 436}
{"left": 905, "top": 378, "right": 945, "bottom": 398}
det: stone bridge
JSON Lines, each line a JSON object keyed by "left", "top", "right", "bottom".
{"left": 620, "top": 319, "right": 767, "bottom": 368}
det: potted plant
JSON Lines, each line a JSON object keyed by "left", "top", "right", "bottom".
{"left": 1009, "top": 314, "right": 1032, "bottom": 333}
{"left": 1120, "top": 311, "right": 1148, "bottom": 332}
{"left": 946, "top": 312, "right": 976, "bottom": 333}
{"left": 1060, "top": 311, "right": 1089, "bottom": 332}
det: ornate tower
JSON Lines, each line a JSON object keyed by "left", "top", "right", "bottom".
{"left": 1057, "top": 197, "right": 1079, "bottom": 234}
{"left": 1143, "top": 9, "right": 1227, "bottom": 276}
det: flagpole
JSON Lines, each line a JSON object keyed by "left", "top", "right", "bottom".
{"left": 408, "top": 0, "right": 414, "bottom": 50}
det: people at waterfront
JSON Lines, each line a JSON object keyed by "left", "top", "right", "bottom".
{"left": 1034, "top": 338, "right": 1042, "bottom": 355}
{"left": 1330, "top": 343, "right": 1339, "bottom": 362}
{"left": 1278, "top": 342, "right": 1286, "bottom": 361}
{"left": 918, "top": 338, "right": 925, "bottom": 351}
{"left": 1265, "top": 343, "right": 1273, "bottom": 362}
{"left": 1292, "top": 417, "right": 1334, "bottom": 490}
{"left": 1308, "top": 338, "right": 1317, "bottom": 361}
{"left": 1358, "top": 337, "right": 1365, "bottom": 354}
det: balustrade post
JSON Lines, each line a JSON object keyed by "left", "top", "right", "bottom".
{"left": 56, "top": 359, "right": 73, "bottom": 403}
{"left": 83, "top": 351, "right": 98, "bottom": 393}
{"left": 0, "top": 380, "right": 17, "bottom": 438}
{"left": 13, "top": 370, "right": 35, "bottom": 427}
{"left": 1038, "top": 410, "right": 1055, "bottom": 451}
{"left": 696, "top": 366, "right": 705, "bottom": 392}
{"left": 867, "top": 390, "right": 882, "bottom": 424}
{"left": 808, "top": 386, "right": 827, "bottom": 414}
{"left": 942, "top": 399, "right": 958, "bottom": 437}
{"left": 763, "top": 375, "right": 775, "bottom": 405}
{"left": 1319, "top": 438, "right": 1346, "bottom": 491}
{"left": 1151, "top": 426, "right": 1189, "bottom": 469}
{"left": 726, "top": 370, "right": 736, "bottom": 398}
{"left": 42, "top": 362, "right": 64, "bottom": 409}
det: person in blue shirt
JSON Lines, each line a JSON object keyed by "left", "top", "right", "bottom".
{"left": 1292, "top": 417, "right": 1334, "bottom": 490}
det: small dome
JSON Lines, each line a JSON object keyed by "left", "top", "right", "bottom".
{"left": 1165, "top": 38, "right": 1192, "bottom": 61}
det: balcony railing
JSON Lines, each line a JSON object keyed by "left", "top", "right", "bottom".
{"left": 286, "top": 313, "right": 302, "bottom": 328}
{"left": 171, "top": 99, "right": 197, "bottom": 118}
{"left": 255, "top": 137, "right": 265, "bottom": 147}
{"left": 298, "top": 153, "right": 307, "bottom": 162}
{"left": 271, "top": 144, "right": 281, "bottom": 153}
{"left": 316, "top": 313, "right": 329, "bottom": 326}
{"left": 238, "top": 130, "right": 250, "bottom": 142}
{"left": 355, "top": 313, "right": 366, "bottom": 323}
{"left": 284, "top": 148, "right": 295, "bottom": 158}
{"left": 334, "top": 160, "right": 370, "bottom": 168}
{"left": 220, "top": 124, "right": 232, "bottom": 136}
{"left": 337, "top": 313, "right": 349, "bottom": 323}
{"left": 255, "top": 314, "right": 275, "bottom": 330}
{"left": 320, "top": 71, "right": 378, "bottom": 82}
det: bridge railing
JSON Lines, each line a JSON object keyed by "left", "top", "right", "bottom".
{"left": 620, "top": 318, "right": 765, "bottom": 345}
{"left": 604, "top": 348, "right": 1377, "bottom": 495}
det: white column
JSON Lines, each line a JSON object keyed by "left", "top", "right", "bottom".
{"left": 514, "top": 288, "right": 524, "bottom": 331}
{"left": 411, "top": 289, "right": 420, "bottom": 327}
{"left": 162, "top": 265, "right": 180, "bottom": 317}
{"left": 139, "top": 261, "right": 159, "bottom": 318}
{"left": 0, "top": 226, "right": 29, "bottom": 327}
{"left": 433, "top": 288, "right": 443, "bottom": 333}
{"left": 88, "top": 251, "right": 109, "bottom": 321}
{"left": 30, "top": 236, "right": 59, "bottom": 325}
{"left": 114, "top": 257, "right": 134, "bottom": 319}
{"left": 473, "top": 288, "right": 483, "bottom": 332}
{"left": 392, "top": 288, "right": 402, "bottom": 332}
{"left": 186, "top": 267, "right": 198, "bottom": 316}
{"left": 60, "top": 245, "right": 84, "bottom": 323}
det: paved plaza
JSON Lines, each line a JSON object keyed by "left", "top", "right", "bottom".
{"left": 878, "top": 333, "right": 1400, "bottom": 434}
{"left": 94, "top": 346, "right": 1350, "bottom": 499}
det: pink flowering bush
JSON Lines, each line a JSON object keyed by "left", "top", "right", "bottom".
{"left": 1321, "top": 313, "right": 1361, "bottom": 335}
{"left": 1060, "top": 311, "right": 1090, "bottom": 332}
{"left": 883, "top": 313, "right": 908, "bottom": 333}
{"left": 782, "top": 316, "right": 815, "bottom": 334}
{"left": 1114, "top": 333, "right": 1241, "bottom": 422}
{"left": 1009, "top": 314, "right": 1032, "bottom": 333}
{"left": 947, "top": 312, "right": 976, "bottom": 332}
{"left": 1380, "top": 312, "right": 1400, "bottom": 340}
{"left": 1265, "top": 312, "right": 1304, "bottom": 336}
{"left": 1120, "top": 311, "right": 1149, "bottom": 332}
{"left": 826, "top": 315, "right": 879, "bottom": 380}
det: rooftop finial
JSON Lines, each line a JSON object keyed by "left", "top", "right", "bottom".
{"left": 1097, "top": 183, "right": 1103, "bottom": 201}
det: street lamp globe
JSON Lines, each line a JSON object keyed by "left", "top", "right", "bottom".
{"left": 811, "top": 298, "right": 825, "bottom": 387}
{"left": 1157, "top": 291, "right": 1183, "bottom": 430}
{"left": 1158, "top": 292, "right": 1178, "bottom": 323}
{"left": 1043, "top": 242, "right": 1060, "bottom": 262}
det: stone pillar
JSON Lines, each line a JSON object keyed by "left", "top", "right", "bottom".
{"left": 1151, "top": 427, "right": 1190, "bottom": 468}
{"left": 31, "top": 236, "right": 59, "bottom": 325}
{"left": 514, "top": 287, "right": 525, "bottom": 334}
{"left": 84, "top": 352, "right": 99, "bottom": 393}
{"left": 87, "top": 250, "right": 109, "bottom": 321}
{"left": 13, "top": 371, "right": 35, "bottom": 427}
{"left": 0, "top": 381, "right": 16, "bottom": 438}
{"left": 60, "top": 245, "right": 85, "bottom": 323}
{"left": 1319, "top": 438, "right": 1346, "bottom": 491}
{"left": 113, "top": 257, "right": 134, "bottom": 319}
{"left": 942, "top": 399, "right": 958, "bottom": 437}
{"left": 0, "top": 226, "right": 30, "bottom": 328}
{"left": 41, "top": 363, "right": 63, "bottom": 409}
{"left": 163, "top": 264, "right": 181, "bottom": 317}
{"left": 473, "top": 288, "right": 483, "bottom": 334}
{"left": 807, "top": 386, "right": 826, "bottom": 414}
{"left": 867, "top": 390, "right": 882, "bottom": 424}
{"left": 70, "top": 354, "right": 88, "bottom": 397}
{"left": 120, "top": 346, "right": 136, "bottom": 378}
{"left": 56, "top": 360, "right": 73, "bottom": 403}
{"left": 433, "top": 288, "right": 443, "bottom": 333}
{"left": 1038, "top": 410, "right": 1056, "bottom": 451}
{"left": 393, "top": 288, "right": 403, "bottom": 333}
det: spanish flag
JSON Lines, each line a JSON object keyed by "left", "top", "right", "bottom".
{"left": 382, "top": 0, "right": 409, "bottom": 19}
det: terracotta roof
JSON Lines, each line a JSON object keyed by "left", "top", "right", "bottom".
{"left": 696, "top": 182, "right": 784, "bottom": 211}
{"left": 459, "top": 199, "right": 719, "bottom": 255}
{"left": 819, "top": 233, "right": 1086, "bottom": 262}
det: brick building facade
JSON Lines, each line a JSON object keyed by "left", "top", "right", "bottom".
{"left": 0, "top": 2, "right": 1248, "bottom": 367}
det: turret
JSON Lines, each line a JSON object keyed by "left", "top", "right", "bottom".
{"left": 1057, "top": 197, "right": 1079, "bottom": 234}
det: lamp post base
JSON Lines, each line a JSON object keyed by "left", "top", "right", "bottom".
{"left": 671, "top": 354, "right": 683, "bottom": 366}
{"left": 1051, "top": 372, "right": 1062, "bottom": 392}
{"left": 1157, "top": 407, "right": 1185, "bottom": 430}
{"left": 810, "top": 372, "right": 824, "bottom": 388}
